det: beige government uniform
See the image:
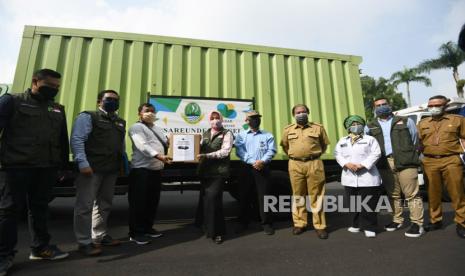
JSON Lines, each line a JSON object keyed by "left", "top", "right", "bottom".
{"left": 281, "top": 122, "right": 330, "bottom": 229}
{"left": 418, "top": 114, "right": 465, "bottom": 227}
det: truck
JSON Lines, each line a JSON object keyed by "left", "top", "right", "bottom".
{"left": 9, "top": 25, "right": 365, "bottom": 199}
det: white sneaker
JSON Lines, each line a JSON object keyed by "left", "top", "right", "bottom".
{"left": 347, "top": 227, "right": 360, "bottom": 233}
{"left": 364, "top": 230, "right": 376, "bottom": 238}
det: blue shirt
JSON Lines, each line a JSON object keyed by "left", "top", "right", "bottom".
{"left": 70, "top": 113, "right": 93, "bottom": 169}
{"left": 234, "top": 129, "right": 277, "bottom": 164}
{"left": 364, "top": 116, "right": 417, "bottom": 156}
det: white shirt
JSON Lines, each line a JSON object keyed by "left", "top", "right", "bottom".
{"left": 129, "top": 122, "right": 168, "bottom": 170}
{"left": 334, "top": 135, "right": 382, "bottom": 187}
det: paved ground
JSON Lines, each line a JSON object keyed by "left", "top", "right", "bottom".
{"left": 8, "top": 182, "right": 465, "bottom": 276}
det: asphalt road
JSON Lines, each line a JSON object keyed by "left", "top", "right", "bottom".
{"left": 8, "top": 182, "right": 465, "bottom": 276}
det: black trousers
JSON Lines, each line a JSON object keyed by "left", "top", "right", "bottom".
{"left": 0, "top": 168, "right": 56, "bottom": 258}
{"left": 238, "top": 163, "right": 273, "bottom": 226}
{"left": 128, "top": 168, "right": 162, "bottom": 237}
{"left": 344, "top": 186, "right": 380, "bottom": 232}
{"left": 196, "top": 177, "right": 225, "bottom": 238}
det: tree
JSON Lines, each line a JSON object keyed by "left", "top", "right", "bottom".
{"left": 417, "top": 41, "right": 465, "bottom": 97}
{"left": 361, "top": 75, "right": 407, "bottom": 121}
{"left": 389, "top": 67, "right": 431, "bottom": 107}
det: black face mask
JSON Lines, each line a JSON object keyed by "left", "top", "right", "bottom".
{"left": 102, "top": 98, "right": 120, "bottom": 113}
{"left": 37, "top": 85, "right": 59, "bottom": 101}
{"left": 248, "top": 117, "right": 261, "bottom": 129}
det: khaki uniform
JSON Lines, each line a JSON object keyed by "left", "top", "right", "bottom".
{"left": 281, "top": 123, "right": 330, "bottom": 229}
{"left": 418, "top": 114, "right": 465, "bottom": 227}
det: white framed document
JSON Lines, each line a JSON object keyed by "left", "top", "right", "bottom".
{"left": 168, "top": 134, "right": 201, "bottom": 163}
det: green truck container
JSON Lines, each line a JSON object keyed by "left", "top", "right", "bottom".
{"left": 10, "top": 25, "right": 364, "bottom": 197}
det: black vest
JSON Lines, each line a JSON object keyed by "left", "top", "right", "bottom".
{"left": 0, "top": 90, "right": 66, "bottom": 168}
{"left": 367, "top": 116, "right": 419, "bottom": 170}
{"left": 83, "top": 110, "right": 126, "bottom": 173}
{"left": 197, "top": 128, "right": 231, "bottom": 178}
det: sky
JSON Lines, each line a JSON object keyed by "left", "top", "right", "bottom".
{"left": 0, "top": 0, "right": 464, "bottom": 106}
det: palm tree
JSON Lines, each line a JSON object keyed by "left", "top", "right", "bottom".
{"left": 390, "top": 67, "right": 432, "bottom": 107}
{"left": 417, "top": 41, "right": 465, "bottom": 97}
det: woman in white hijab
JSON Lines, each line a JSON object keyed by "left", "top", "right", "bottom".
{"left": 195, "top": 111, "right": 234, "bottom": 244}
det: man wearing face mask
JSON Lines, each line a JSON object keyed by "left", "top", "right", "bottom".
{"left": 0, "top": 69, "right": 69, "bottom": 272}
{"left": 71, "top": 90, "right": 126, "bottom": 256}
{"left": 281, "top": 104, "right": 330, "bottom": 239}
{"left": 234, "top": 110, "right": 277, "bottom": 235}
{"left": 195, "top": 111, "right": 234, "bottom": 244}
{"left": 127, "top": 103, "right": 170, "bottom": 245}
{"left": 418, "top": 95, "right": 465, "bottom": 238}
{"left": 365, "top": 97, "right": 424, "bottom": 238}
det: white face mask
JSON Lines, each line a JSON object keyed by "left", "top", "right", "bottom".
{"left": 210, "top": 119, "right": 223, "bottom": 130}
{"left": 141, "top": 112, "right": 156, "bottom": 123}
{"left": 428, "top": 106, "right": 444, "bottom": 116}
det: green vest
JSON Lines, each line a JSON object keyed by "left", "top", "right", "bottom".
{"left": 84, "top": 110, "right": 126, "bottom": 173}
{"left": 197, "top": 128, "right": 231, "bottom": 178}
{"left": 367, "top": 116, "right": 419, "bottom": 170}
{"left": 0, "top": 90, "right": 66, "bottom": 168}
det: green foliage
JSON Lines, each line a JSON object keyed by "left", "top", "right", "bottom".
{"left": 457, "top": 79, "right": 465, "bottom": 89}
{"left": 418, "top": 41, "right": 465, "bottom": 73}
{"left": 389, "top": 67, "right": 431, "bottom": 107}
{"left": 361, "top": 75, "right": 407, "bottom": 121}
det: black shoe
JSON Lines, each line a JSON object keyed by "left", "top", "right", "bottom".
{"left": 130, "top": 235, "right": 151, "bottom": 245}
{"left": 29, "top": 245, "right": 69, "bottom": 260}
{"left": 145, "top": 229, "right": 163, "bottom": 238}
{"left": 384, "top": 222, "right": 403, "bottom": 232}
{"left": 316, "top": 229, "right": 329, "bottom": 240}
{"left": 263, "top": 224, "right": 275, "bottom": 235}
{"left": 424, "top": 222, "right": 443, "bottom": 232}
{"left": 0, "top": 256, "right": 13, "bottom": 276}
{"left": 405, "top": 223, "right": 425, "bottom": 238}
{"left": 213, "top": 236, "right": 223, "bottom": 244}
{"left": 456, "top": 224, "right": 465, "bottom": 238}
{"left": 78, "top": 243, "right": 102, "bottom": 257}
{"left": 97, "top": 235, "right": 121, "bottom": 246}
{"left": 292, "top": 227, "right": 306, "bottom": 235}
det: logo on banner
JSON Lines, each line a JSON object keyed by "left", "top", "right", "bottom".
{"left": 217, "top": 103, "right": 237, "bottom": 119}
{"left": 182, "top": 102, "right": 204, "bottom": 124}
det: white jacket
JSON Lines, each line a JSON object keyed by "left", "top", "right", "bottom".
{"left": 334, "top": 135, "right": 381, "bottom": 187}
{"left": 129, "top": 122, "right": 167, "bottom": 170}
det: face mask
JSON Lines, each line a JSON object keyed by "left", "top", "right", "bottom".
{"left": 210, "top": 119, "right": 223, "bottom": 130}
{"left": 428, "top": 106, "right": 444, "bottom": 116}
{"left": 248, "top": 117, "right": 261, "bottom": 129}
{"left": 102, "top": 98, "right": 119, "bottom": 113}
{"left": 38, "top": 85, "right": 59, "bottom": 101}
{"left": 375, "top": 105, "right": 392, "bottom": 117}
{"left": 348, "top": 125, "right": 364, "bottom": 135}
{"left": 141, "top": 112, "right": 156, "bottom": 124}
{"left": 295, "top": 113, "right": 308, "bottom": 125}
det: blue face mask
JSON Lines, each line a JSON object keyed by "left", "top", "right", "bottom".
{"left": 375, "top": 105, "right": 392, "bottom": 117}
{"left": 102, "top": 98, "right": 119, "bottom": 113}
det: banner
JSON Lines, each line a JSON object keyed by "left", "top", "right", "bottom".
{"left": 149, "top": 96, "right": 254, "bottom": 135}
